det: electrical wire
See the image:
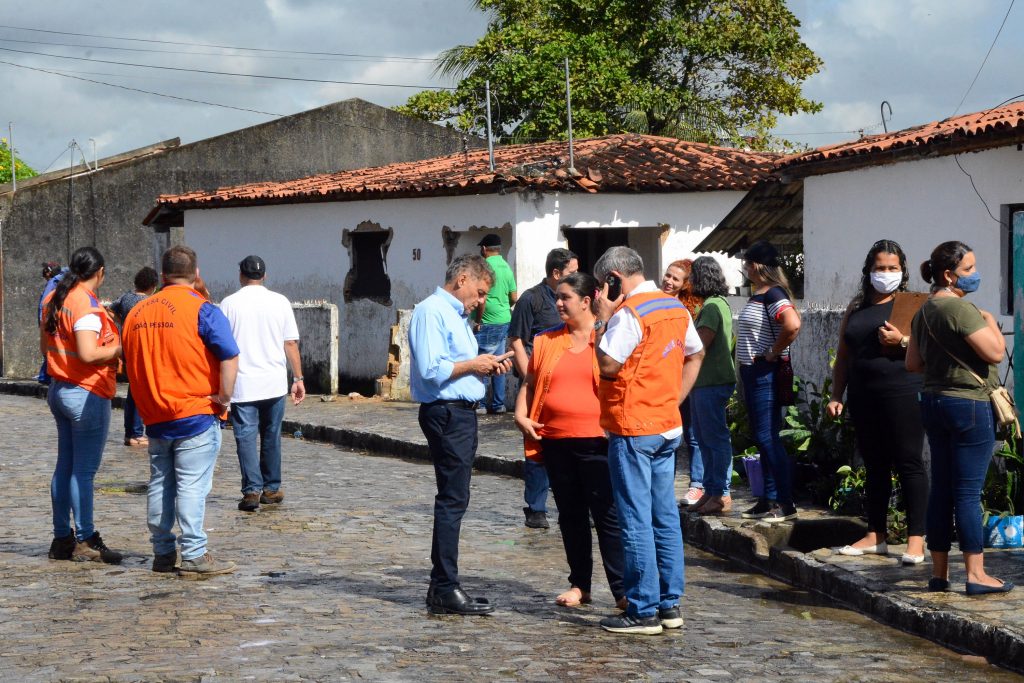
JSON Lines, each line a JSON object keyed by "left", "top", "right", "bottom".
{"left": 953, "top": 154, "right": 1002, "bottom": 225}
{"left": 0, "top": 45, "right": 455, "bottom": 89}
{"left": 952, "top": 0, "right": 1016, "bottom": 116}
{"left": 0, "top": 23, "right": 438, "bottom": 61}
{"left": 0, "top": 59, "right": 284, "bottom": 117}
{"left": 0, "top": 36, "right": 435, "bottom": 64}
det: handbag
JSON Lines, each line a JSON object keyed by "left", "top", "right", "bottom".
{"left": 761, "top": 299, "right": 796, "bottom": 406}
{"left": 983, "top": 512, "right": 1024, "bottom": 548}
{"left": 921, "top": 310, "right": 1021, "bottom": 439}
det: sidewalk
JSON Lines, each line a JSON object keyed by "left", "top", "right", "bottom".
{"left": 4, "top": 378, "right": 1023, "bottom": 674}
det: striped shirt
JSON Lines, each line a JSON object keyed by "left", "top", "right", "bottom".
{"left": 736, "top": 286, "right": 794, "bottom": 366}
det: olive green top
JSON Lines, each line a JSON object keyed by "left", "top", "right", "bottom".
{"left": 911, "top": 296, "right": 998, "bottom": 401}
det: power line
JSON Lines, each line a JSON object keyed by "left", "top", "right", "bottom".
{"left": 0, "top": 59, "right": 284, "bottom": 117}
{"left": 0, "top": 23, "right": 437, "bottom": 61}
{"left": 0, "top": 45, "right": 455, "bottom": 90}
{"left": 0, "top": 36, "right": 435, "bottom": 64}
{"left": 952, "top": 0, "right": 1016, "bottom": 116}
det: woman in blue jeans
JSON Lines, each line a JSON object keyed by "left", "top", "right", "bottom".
{"left": 40, "top": 247, "right": 122, "bottom": 564}
{"left": 686, "top": 257, "right": 736, "bottom": 515}
{"left": 735, "top": 241, "right": 802, "bottom": 523}
{"left": 907, "top": 240, "right": 1012, "bottom": 595}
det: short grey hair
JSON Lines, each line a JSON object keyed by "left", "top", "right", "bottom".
{"left": 445, "top": 253, "right": 495, "bottom": 286}
{"left": 689, "top": 256, "right": 729, "bottom": 298}
{"left": 593, "top": 246, "right": 643, "bottom": 281}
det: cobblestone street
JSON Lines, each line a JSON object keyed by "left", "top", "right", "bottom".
{"left": 0, "top": 394, "right": 1018, "bottom": 682}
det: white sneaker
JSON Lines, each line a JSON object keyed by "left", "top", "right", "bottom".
{"left": 680, "top": 487, "right": 704, "bottom": 506}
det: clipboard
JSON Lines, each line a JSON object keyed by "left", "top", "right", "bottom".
{"left": 881, "top": 291, "right": 927, "bottom": 356}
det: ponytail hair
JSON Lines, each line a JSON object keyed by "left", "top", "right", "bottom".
{"left": 43, "top": 247, "right": 105, "bottom": 335}
{"left": 920, "top": 240, "right": 971, "bottom": 288}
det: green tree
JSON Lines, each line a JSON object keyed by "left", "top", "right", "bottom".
{"left": 397, "top": 0, "right": 822, "bottom": 148}
{"left": 0, "top": 137, "right": 37, "bottom": 184}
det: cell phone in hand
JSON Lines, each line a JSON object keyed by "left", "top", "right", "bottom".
{"left": 606, "top": 274, "right": 622, "bottom": 300}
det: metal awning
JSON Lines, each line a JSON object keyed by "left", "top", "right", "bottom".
{"left": 694, "top": 178, "right": 804, "bottom": 254}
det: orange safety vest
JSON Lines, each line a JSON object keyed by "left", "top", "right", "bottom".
{"left": 42, "top": 283, "right": 119, "bottom": 399}
{"left": 599, "top": 291, "right": 689, "bottom": 436}
{"left": 122, "top": 284, "right": 223, "bottom": 425}
{"left": 523, "top": 324, "right": 601, "bottom": 461}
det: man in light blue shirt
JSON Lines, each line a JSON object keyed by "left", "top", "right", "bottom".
{"left": 409, "top": 254, "right": 512, "bottom": 616}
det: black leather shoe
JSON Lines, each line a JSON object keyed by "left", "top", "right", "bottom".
{"left": 428, "top": 587, "right": 495, "bottom": 615}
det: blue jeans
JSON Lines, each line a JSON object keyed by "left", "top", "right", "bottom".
{"left": 739, "top": 361, "right": 792, "bottom": 505}
{"left": 123, "top": 385, "right": 145, "bottom": 439}
{"left": 523, "top": 458, "right": 549, "bottom": 512}
{"left": 48, "top": 381, "right": 111, "bottom": 541}
{"left": 681, "top": 398, "right": 703, "bottom": 487}
{"left": 230, "top": 395, "right": 286, "bottom": 494}
{"left": 607, "top": 433, "right": 684, "bottom": 618}
{"left": 920, "top": 393, "right": 996, "bottom": 554}
{"left": 148, "top": 422, "right": 223, "bottom": 561}
{"left": 691, "top": 383, "right": 736, "bottom": 496}
{"left": 474, "top": 322, "right": 509, "bottom": 412}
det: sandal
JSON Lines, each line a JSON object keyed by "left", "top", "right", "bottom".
{"left": 124, "top": 436, "right": 149, "bottom": 447}
{"left": 555, "top": 587, "right": 591, "bottom": 607}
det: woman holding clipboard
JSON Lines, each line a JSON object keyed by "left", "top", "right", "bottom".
{"left": 826, "top": 240, "right": 928, "bottom": 565}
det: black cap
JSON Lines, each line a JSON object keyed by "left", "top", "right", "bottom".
{"left": 478, "top": 234, "right": 502, "bottom": 248}
{"left": 742, "top": 241, "right": 780, "bottom": 267}
{"left": 239, "top": 255, "right": 266, "bottom": 279}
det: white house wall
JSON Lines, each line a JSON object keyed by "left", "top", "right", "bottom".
{"left": 184, "top": 194, "right": 517, "bottom": 385}
{"left": 803, "top": 146, "right": 1024, "bottom": 328}
{"left": 183, "top": 188, "right": 747, "bottom": 386}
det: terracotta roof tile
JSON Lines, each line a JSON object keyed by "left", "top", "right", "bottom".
{"left": 150, "top": 134, "right": 778, "bottom": 215}
{"left": 780, "top": 102, "right": 1024, "bottom": 171}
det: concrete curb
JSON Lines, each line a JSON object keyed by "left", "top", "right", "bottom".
{"left": 3, "top": 378, "right": 1021, "bottom": 673}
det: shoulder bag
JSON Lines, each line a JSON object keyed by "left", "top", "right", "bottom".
{"left": 921, "top": 311, "right": 1020, "bottom": 439}
{"left": 762, "top": 298, "right": 796, "bottom": 406}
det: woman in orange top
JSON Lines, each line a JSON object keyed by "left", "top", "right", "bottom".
{"left": 514, "top": 272, "right": 625, "bottom": 609}
{"left": 661, "top": 259, "right": 706, "bottom": 506}
{"left": 40, "top": 247, "right": 123, "bottom": 564}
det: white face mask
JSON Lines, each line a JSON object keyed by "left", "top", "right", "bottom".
{"left": 870, "top": 271, "right": 902, "bottom": 294}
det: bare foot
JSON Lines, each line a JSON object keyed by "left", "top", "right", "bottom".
{"left": 555, "top": 587, "right": 591, "bottom": 607}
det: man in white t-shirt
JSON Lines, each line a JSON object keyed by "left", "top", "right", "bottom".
{"left": 592, "top": 246, "right": 704, "bottom": 636}
{"left": 220, "top": 255, "right": 306, "bottom": 512}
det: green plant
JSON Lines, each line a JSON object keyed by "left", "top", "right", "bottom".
{"left": 829, "top": 465, "right": 866, "bottom": 515}
{"left": 983, "top": 435, "right": 1024, "bottom": 515}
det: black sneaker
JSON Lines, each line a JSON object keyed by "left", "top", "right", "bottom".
{"left": 658, "top": 605, "right": 683, "bottom": 629}
{"left": 600, "top": 612, "right": 663, "bottom": 635}
{"left": 524, "top": 508, "right": 550, "bottom": 529}
{"left": 152, "top": 552, "right": 178, "bottom": 573}
{"left": 72, "top": 532, "right": 123, "bottom": 564}
{"left": 741, "top": 499, "right": 772, "bottom": 519}
{"left": 763, "top": 503, "right": 798, "bottom": 523}
{"left": 48, "top": 533, "right": 75, "bottom": 560}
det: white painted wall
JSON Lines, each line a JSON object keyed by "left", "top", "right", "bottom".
{"left": 182, "top": 187, "right": 747, "bottom": 386}
{"left": 803, "top": 145, "right": 1024, "bottom": 328}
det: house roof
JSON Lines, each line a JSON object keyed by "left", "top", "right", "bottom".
{"left": 144, "top": 134, "right": 778, "bottom": 226}
{"left": 778, "top": 101, "right": 1024, "bottom": 177}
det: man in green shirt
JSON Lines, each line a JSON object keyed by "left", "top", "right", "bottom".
{"left": 475, "top": 234, "right": 518, "bottom": 413}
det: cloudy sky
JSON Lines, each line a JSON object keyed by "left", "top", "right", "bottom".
{"left": 2, "top": 0, "right": 1021, "bottom": 171}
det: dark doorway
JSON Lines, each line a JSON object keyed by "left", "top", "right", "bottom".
{"left": 564, "top": 228, "right": 629, "bottom": 274}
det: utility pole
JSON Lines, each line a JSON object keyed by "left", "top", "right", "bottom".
{"left": 564, "top": 57, "right": 574, "bottom": 172}
{"left": 8, "top": 122, "right": 15, "bottom": 192}
{"left": 485, "top": 80, "right": 494, "bottom": 172}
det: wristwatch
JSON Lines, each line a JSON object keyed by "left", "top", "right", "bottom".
{"left": 292, "top": 377, "right": 304, "bottom": 383}
{"left": 899, "top": 336, "right": 909, "bottom": 348}
{"left": 593, "top": 320, "right": 606, "bottom": 332}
